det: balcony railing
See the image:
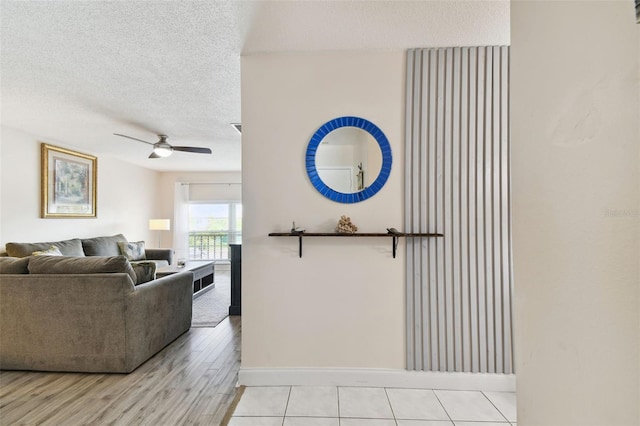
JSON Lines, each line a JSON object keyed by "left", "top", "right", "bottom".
{"left": 188, "top": 231, "right": 241, "bottom": 261}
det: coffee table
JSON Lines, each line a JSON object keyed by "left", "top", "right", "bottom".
{"left": 156, "top": 261, "right": 215, "bottom": 295}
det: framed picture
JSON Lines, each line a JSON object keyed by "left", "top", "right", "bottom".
{"left": 41, "top": 143, "right": 97, "bottom": 218}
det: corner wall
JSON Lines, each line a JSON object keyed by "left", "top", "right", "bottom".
{"left": 241, "top": 51, "right": 406, "bottom": 370}
{"left": 511, "top": 1, "right": 639, "bottom": 424}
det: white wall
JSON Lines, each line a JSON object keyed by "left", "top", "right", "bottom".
{"left": 242, "top": 50, "right": 406, "bottom": 369}
{"left": 1, "top": 126, "right": 160, "bottom": 247}
{"left": 511, "top": 1, "right": 639, "bottom": 424}
{"left": 240, "top": 0, "right": 511, "bottom": 383}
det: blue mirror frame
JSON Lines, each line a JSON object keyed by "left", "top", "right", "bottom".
{"left": 306, "top": 116, "right": 392, "bottom": 203}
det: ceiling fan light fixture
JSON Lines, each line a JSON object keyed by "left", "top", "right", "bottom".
{"left": 153, "top": 144, "right": 173, "bottom": 157}
{"left": 114, "top": 133, "right": 210, "bottom": 158}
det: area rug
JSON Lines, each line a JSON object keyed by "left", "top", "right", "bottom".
{"left": 192, "top": 268, "right": 231, "bottom": 327}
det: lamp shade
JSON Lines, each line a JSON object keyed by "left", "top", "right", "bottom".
{"left": 149, "top": 219, "right": 171, "bottom": 231}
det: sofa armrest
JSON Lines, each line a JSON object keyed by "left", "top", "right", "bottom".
{"left": 0, "top": 273, "right": 134, "bottom": 372}
{"left": 124, "top": 271, "right": 193, "bottom": 371}
{"left": 145, "top": 248, "right": 174, "bottom": 265}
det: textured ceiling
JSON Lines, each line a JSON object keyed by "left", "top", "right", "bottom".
{"left": 0, "top": 1, "right": 509, "bottom": 172}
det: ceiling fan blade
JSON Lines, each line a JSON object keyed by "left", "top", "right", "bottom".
{"left": 114, "top": 133, "right": 155, "bottom": 145}
{"left": 148, "top": 152, "right": 161, "bottom": 159}
{"left": 172, "top": 146, "right": 212, "bottom": 154}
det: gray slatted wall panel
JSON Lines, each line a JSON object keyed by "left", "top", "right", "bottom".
{"left": 405, "top": 46, "right": 514, "bottom": 374}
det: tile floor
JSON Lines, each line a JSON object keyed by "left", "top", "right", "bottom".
{"left": 228, "top": 386, "right": 516, "bottom": 426}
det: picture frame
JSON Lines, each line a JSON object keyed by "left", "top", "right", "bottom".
{"left": 41, "top": 143, "right": 97, "bottom": 218}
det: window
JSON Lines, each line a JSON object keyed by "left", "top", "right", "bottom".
{"left": 188, "top": 203, "right": 242, "bottom": 260}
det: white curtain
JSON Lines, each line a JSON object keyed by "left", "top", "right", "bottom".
{"left": 173, "top": 183, "right": 190, "bottom": 262}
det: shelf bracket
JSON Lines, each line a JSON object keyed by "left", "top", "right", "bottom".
{"left": 298, "top": 235, "right": 303, "bottom": 258}
{"left": 392, "top": 236, "right": 399, "bottom": 258}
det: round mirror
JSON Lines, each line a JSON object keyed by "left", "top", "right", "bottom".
{"left": 306, "top": 116, "right": 392, "bottom": 203}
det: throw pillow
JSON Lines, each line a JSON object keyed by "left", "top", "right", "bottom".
{"left": 32, "top": 246, "right": 63, "bottom": 256}
{"left": 6, "top": 238, "right": 84, "bottom": 257}
{"left": 130, "top": 261, "right": 157, "bottom": 285}
{"left": 81, "top": 234, "right": 128, "bottom": 256}
{"left": 118, "top": 241, "right": 146, "bottom": 261}
{"left": 28, "top": 255, "right": 137, "bottom": 284}
{"left": 0, "top": 256, "right": 30, "bottom": 274}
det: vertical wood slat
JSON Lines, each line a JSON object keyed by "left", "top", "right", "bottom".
{"left": 404, "top": 49, "right": 415, "bottom": 371}
{"left": 443, "top": 47, "right": 454, "bottom": 372}
{"left": 427, "top": 48, "right": 439, "bottom": 372}
{"left": 501, "top": 46, "right": 513, "bottom": 374}
{"left": 436, "top": 48, "right": 446, "bottom": 371}
{"left": 476, "top": 46, "right": 488, "bottom": 374}
{"left": 452, "top": 47, "right": 462, "bottom": 373}
{"left": 419, "top": 50, "right": 430, "bottom": 372}
{"left": 460, "top": 47, "right": 471, "bottom": 373}
{"left": 492, "top": 46, "right": 503, "bottom": 374}
{"left": 468, "top": 47, "right": 479, "bottom": 373}
{"left": 484, "top": 45, "right": 495, "bottom": 374}
{"left": 411, "top": 49, "right": 423, "bottom": 371}
{"left": 405, "top": 46, "right": 513, "bottom": 374}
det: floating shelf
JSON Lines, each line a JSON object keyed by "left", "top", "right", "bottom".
{"left": 268, "top": 232, "right": 444, "bottom": 258}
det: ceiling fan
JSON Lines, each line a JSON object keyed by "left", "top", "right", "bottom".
{"left": 114, "top": 133, "right": 212, "bottom": 158}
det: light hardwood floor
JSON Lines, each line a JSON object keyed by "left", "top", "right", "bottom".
{"left": 0, "top": 316, "right": 241, "bottom": 426}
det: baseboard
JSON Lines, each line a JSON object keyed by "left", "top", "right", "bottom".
{"left": 238, "top": 368, "right": 515, "bottom": 392}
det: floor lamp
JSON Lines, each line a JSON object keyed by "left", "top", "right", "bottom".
{"left": 149, "top": 219, "right": 171, "bottom": 248}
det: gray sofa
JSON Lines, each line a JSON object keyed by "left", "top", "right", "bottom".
{"left": 3, "top": 233, "right": 174, "bottom": 266}
{"left": 0, "top": 235, "right": 192, "bottom": 373}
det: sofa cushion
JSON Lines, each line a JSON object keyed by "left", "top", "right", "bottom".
{"left": 130, "top": 261, "right": 157, "bottom": 284}
{"left": 32, "top": 246, "right": 64, "bottom": 256}
{"left": 147, "top": 259, "right": 169, "bottom": 268}
{"left": 0, "top": 257, "right": 30, "bottom": 274}
{"left": 5, "top": 238, "right": 85, "bottom": 258}
{"left": 143, "top": 248, "right": 174, "bottom": 266}
{"left": 28, "top": 255, "right": 137, "bottom": 284}
{"left": 81, "top": 234, "right": 127, "bottom": 256}
{"left": 118, "top": 241, "right": 146, "bottom": 261}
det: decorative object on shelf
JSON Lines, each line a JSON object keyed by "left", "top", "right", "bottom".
{"left": 386, "top": 227, "right": 402, "bottom": 235}
{"left": 41, "top": 143, "right": 97, "bottom": 218}
{"left": 335, "top": 215, "right": 358, "bottom": 234}
{"left": 306, "top": 116, "right": 392, "bottom": 204}
{"left": 290, "top": 221, "right": 305, "bottom": 234}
